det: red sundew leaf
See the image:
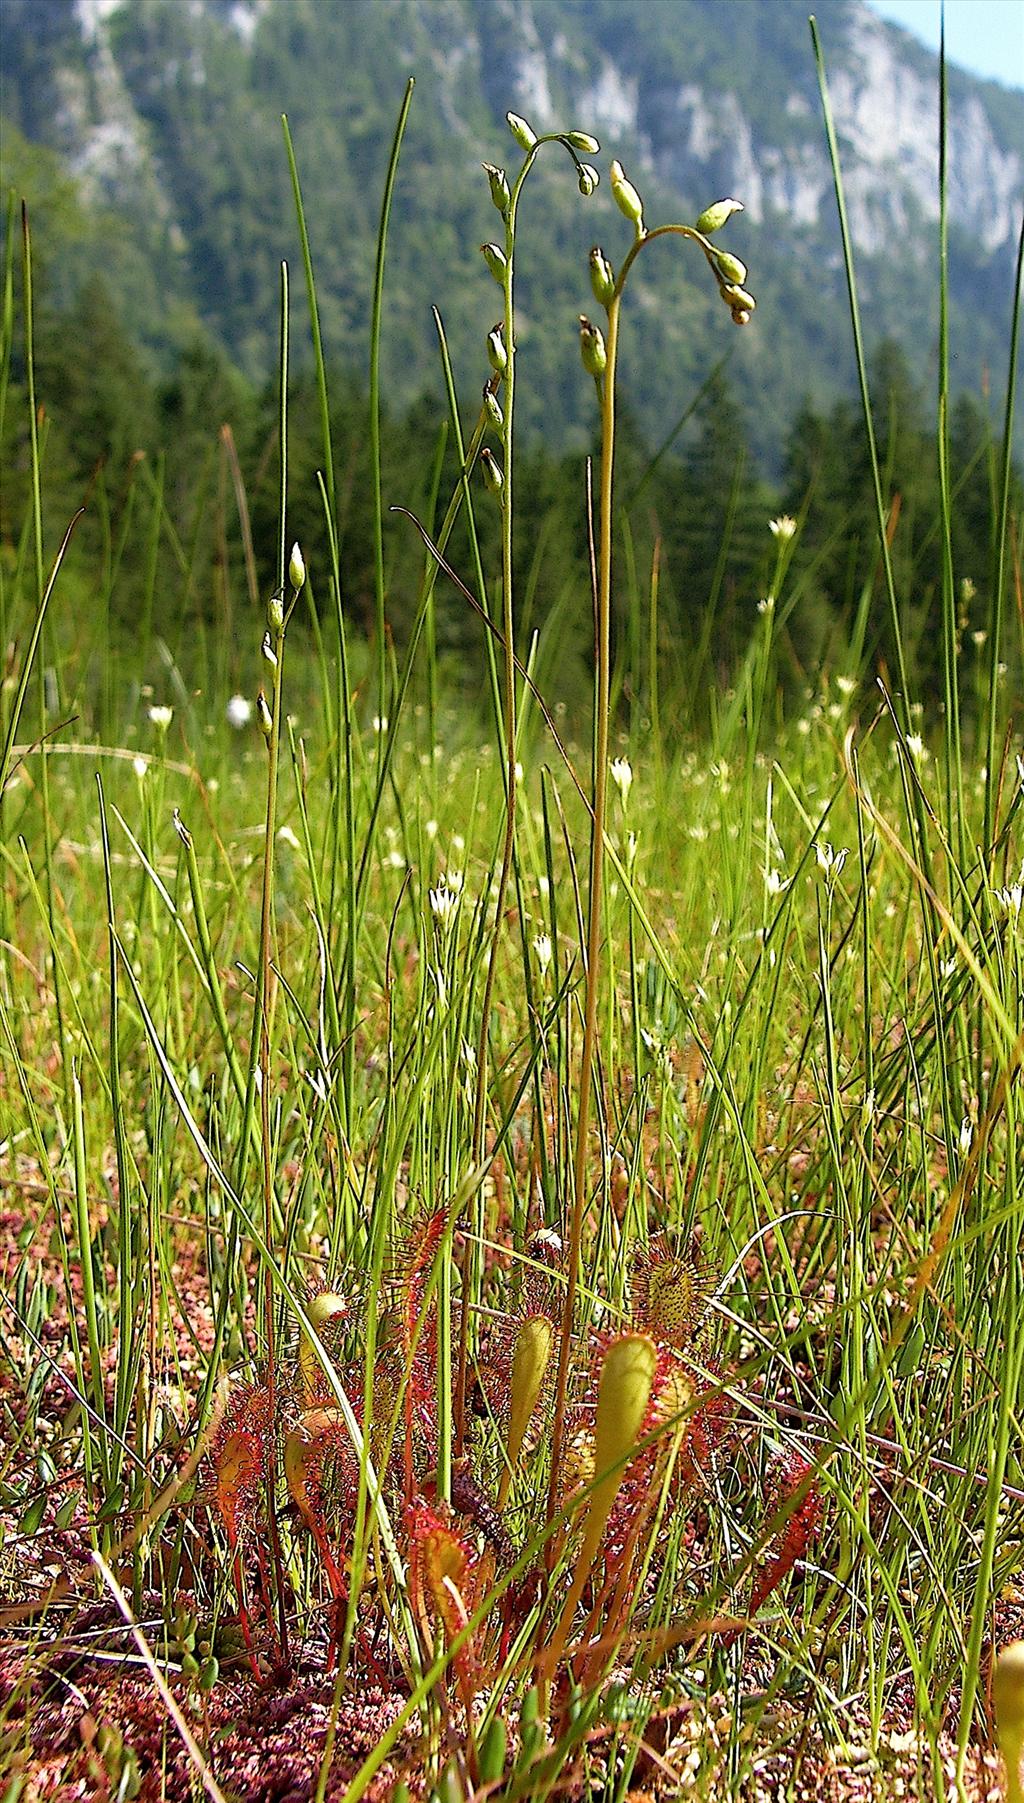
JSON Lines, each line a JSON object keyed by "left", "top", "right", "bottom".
{"left": 202, "top": 1380, "right": 274, "bottom": 1549}
{"left": 747, "top": 1451, "right": 824, "bottom": 1621}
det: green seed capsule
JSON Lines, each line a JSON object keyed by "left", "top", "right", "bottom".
{"left": 483, "top": 162, "right": 511, "bottom": 214}
{"left": 589, "top": 246, "right": 615, "bottom": 305}
{"left": 579, "top": 315, "right": 607, "bottom": 377}
{"left": 480, "top": 242, "right": 508, "bottom": 283}
{"left": 507, "top": 111, "right": 537, "bottom": 151}
{"left": 609, "top": 160, "right": 644, "bottom": 229}
{"left": 713, "top": 250, "right": 747, "bottom": 286}
{"left": 695, "top": 197, "right": 743, "bottom": 235}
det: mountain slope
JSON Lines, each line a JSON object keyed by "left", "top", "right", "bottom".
{"left": 2, "top": 0, "right": 1021, "bottom": 462}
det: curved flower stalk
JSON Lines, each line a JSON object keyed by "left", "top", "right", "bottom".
{"left": 545, "top": 167, "right": 757, "bottom": 1576}
{"left": 456, "top": 113, "right": 602, "bottom": 1457}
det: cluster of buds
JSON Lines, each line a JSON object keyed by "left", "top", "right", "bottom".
{"left": 695, "top": 197, "right": 755, "bottom": 324}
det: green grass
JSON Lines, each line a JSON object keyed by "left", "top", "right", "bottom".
{"left": 1, "top": 48, "right": 1023, "bottom": 1803}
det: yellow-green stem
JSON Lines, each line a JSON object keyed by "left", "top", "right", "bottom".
{"left": 545, "top": 291, "right": 620, "bottom": 1562}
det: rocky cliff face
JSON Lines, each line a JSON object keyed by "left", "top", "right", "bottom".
{"left": 2, "top": 0, "right": 1021, "bottom": 452}
{"left": 29, "top": 0, "right": 1022, "bottom": 259}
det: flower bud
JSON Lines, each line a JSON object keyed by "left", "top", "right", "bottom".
{"left": 484, "top": 382, "right": 504, "bottom": 430}
{"left": 720, "top": 282, "right": 756, "bottom": 314}
{"left": 483, "top": 162, "right": 510, "bottom": 214}
{"left": 507, "top": 111, "right": 537, "bottom": 151}
{"left": 695, "top": 197, "right": 744, "bottom": 235}
{"left": 578, "top": 315, "right": 607, "bottom": 377}
{"left": 480, "top": 446, "right": 503, "bottom": 495}
{"left": 713, "top": 250, "right": 747, "bottom": 286}
{"left": 610, "top": 160, "right": 644, "bottom": 230}
{"left": 261, "top": 629, "right": 278, "bottom": 668}
{"left": 480, "top": 241, "right": 508, "bottom": 283}
{"left": 256, "top": 690, "right": 273, "bottom": 739}
{"left": 486, "top": 325, "right": 507, "bottom": 374}
{"left": 267, "top": 588, "right": 285, "bottom": 634}
{"left": 589, "top": 246, "right": 616, "bottom": 305}
{"left": 565, "top": 130, "right": 600, "bottom": 154}
{"left": 577, "top": 163, "right": 599, "bottom": 197}
{"left": 289, "top": 542, "right": 306, "bottom": 591}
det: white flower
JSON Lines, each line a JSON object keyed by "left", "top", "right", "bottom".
{"left": 132, "top": 756, "right": 148, "bottom": 780}
{"left": 796, "top": 717, "right": 811, "bottom": 736}
{"left": 610, "top": 757, "right": 633, "bottom": 806}
{"left": 815, "top": 841, "right": 848, "bottom": 886}
{"left": 373, "top": 715, "right": 388, "bottom": 734}
{"left": 765, "top": 868, "right": 789, "bottom": 896}
{"left": 958, "top": 1116, "right": 974, "bottom": 1158}
{"left": 906, "top": 733, "right": 927, "bottom": 764}
{"left": 757, "top": 594, "right": 775, "bottom": 615}
{"left": 862, "top": 1088, "right": 876, "bottom": 1126}
{"left": 429, "top": 879, "right": 461, "bottom": 931}
{"left": 939, "top": 955, "right": 957, "bottom": 981}
{"left": 972, "top": 629, "right": 987, "bottom": 649}
{"left": 148, "top": 705, "right": 173, "bottom": 730}
{"left": 836, "top": 675, "right": 857, "bottom": 696}
{"left": 533, "top": 932, "right": 553, "bottom": 976}
{"left": 769, "top": 515, "right": 796, "bottom": 541}
{"left": 226, "top": 694, "right": 252, "bottom": 729}
{"left": 994, "top": 872, "right": 1023, "bottom": 928}
{"left": 424, "top": 818, "right": 438, "bottom": 841}
{"left": 277, "top": 824, "right": 301, "bottom": 850}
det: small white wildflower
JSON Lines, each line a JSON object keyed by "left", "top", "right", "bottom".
{"left": 757, "top": 594, "right": 775, "bottom": 615}
{"left": 452, "top": 834, "right": 465, "bottom": 855}
{"left": 688, "top": 824, "right": 707, "bottom": 841}
{"left": 961, "top": 577, "right": 976, "bottom": 603}
{"left": 227, "top": 694, "right": 252, "bottom": 729}
{"left": 610, "top": 757, "right": 633, "bottom": 807}
{"left": 993, "top": 873, "right": 1023, "bottom": 928}
{"left": 836, "top": 675, "right": 857, "bottom": 696}
{"left": 796, "top": 717, "right": 811, "bottom": 736}
{"left": 373, "top": 715, "right": 388, "bottom": 734}
{"left": 958, "top": 1116, "right": 974, "bottom": 1158}
{"left": 425, "top": 818, "right": 438, "bottom": 840}
{"left": 862, "top": 1088, "right": 876, "bottom": 1126}
{"left": 431, "top": 966, "right": 448, "bottom": 1011}
{"left": 815, "top": 841, "right": 848, "bottom": 885}
{"left": 769, "top": 515, "right": 796, "bottom": 541}
{"left": 906, "top": 733, "right": 927, "bottom": 764}
{"left": 538, "top": 875, "right": 550, "bottom": 897}
{"left": 132, "top": 756, "right": 148, "bottom": 780}
{"left": 765, "top": 868, "right": 789, "bottom": 896}
{"left": 971, "top": 629, "right": 987, "bottom": 649}
{"left": 514, "top": 760, "right": 524, "bottom": 784}
{"left": 277, "top": 824, "right": 301, "bottom": 850}
{"left": 939, "top": 955, "right": 957, "bottom": 981}
{"left": 827, "top": 702, "right": 843, "bottom": 721}
{"left": 385, "top": 849, "right": 405, "bottom": 869}
{"left": 533, "top": 932, "right": 553, "bottom": 976}
{"left": 429, "top": 879, "right": 461, "bottom": 932}
{"left": 148, "top": 705, "right": 173, "bottom": 730}
{"left": 461, "top": 1039, "right": 477, "bottom": 1070}
{"left": 207, "top": 777, "right": 219, "bottom": 793}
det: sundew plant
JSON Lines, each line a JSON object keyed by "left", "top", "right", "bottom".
{"left": 1, "top": 23, "right": 1023, "bottom": 1803}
